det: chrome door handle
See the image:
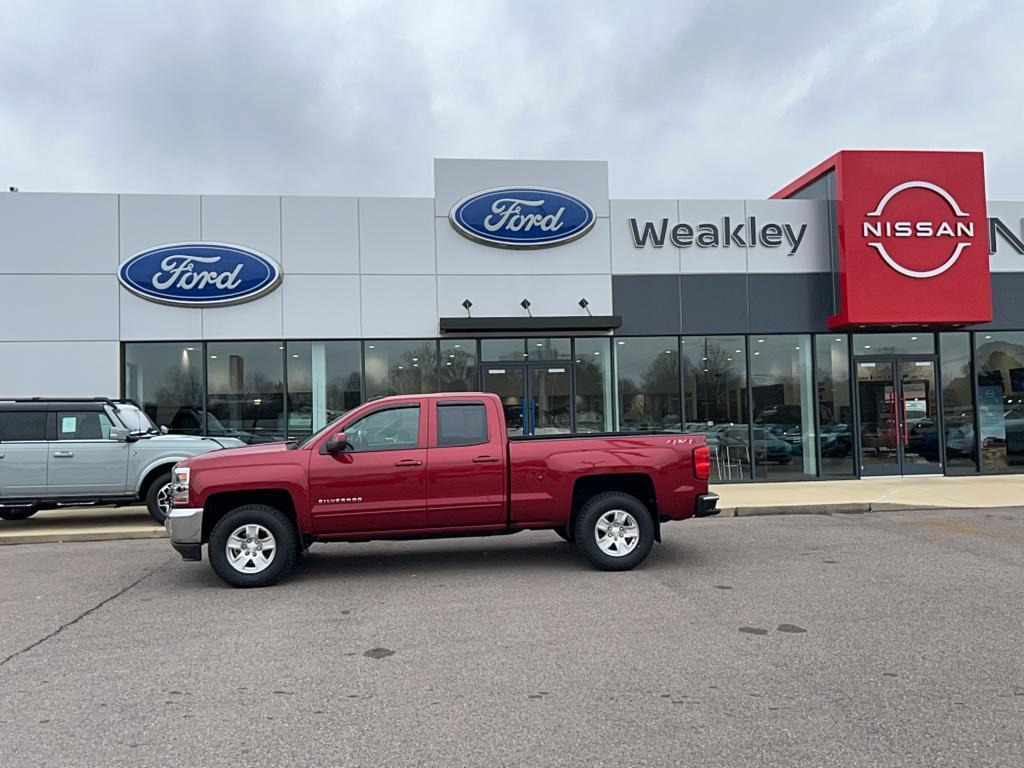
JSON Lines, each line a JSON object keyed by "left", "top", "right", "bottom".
{"left": 472, "top": 456, "right": 500, "bottom": 463}
{"left": 394, "top": 459, "right": 423, "bottom": 467}
{"left": 53, "top": 451, "right": 74, "bottom": 458}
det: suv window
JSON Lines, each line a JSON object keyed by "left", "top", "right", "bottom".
{"left": 345, "top": 406, "right": 420, "bottom": 452}
{"left": 0, "top": 411, "right": 47, "bottom": 442}
{"left": 437, "top": 403, "right": 488, "bottom": 447}
{"left": 57, "top": 411, "right": 114, "bottom": 441}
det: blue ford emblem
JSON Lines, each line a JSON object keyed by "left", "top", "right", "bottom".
{"left": 449, "top": 187, "right": 596, "bottom": 248}
{"left": 118, "top": 243, "right": 282, "bottom": 306}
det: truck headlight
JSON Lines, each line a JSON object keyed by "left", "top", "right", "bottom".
{"left": 172, "top": 466, "right": 191, "bottom": 507}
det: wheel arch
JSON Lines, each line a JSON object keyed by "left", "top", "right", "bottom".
{"left": 201, "top": 489, "right": 300, "bottom": 544}
{"left": 137, "top": 459, "right": 184, "bottom": 498}
{"left": 570, "top": 474, "right": 659, "bottom": 542}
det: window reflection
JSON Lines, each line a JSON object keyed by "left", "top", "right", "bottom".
{"left": 682, "top": 336, "right": 749, "bottom": 481}
{"left": 815, "top": 335, "right": 855, "bottom": 476}
{"left": 440, "top": 340, "right": 477, "bottom": 392}
{"left": 124, "top": 342, "right": 204, "bottom": 435}
{"left": 975, "top": 332, "right": 1024, "bottom": 471}
{"left": 750, "top": 335, "right": 816, "bottom": 479}
{"left": 286, "top": 341, "right": 362, "bottom": 437}
{"left": 364, "top": 340, "right": 437, "bottom": 398}
{"left": 575, "top": 338, "right": 612, "bottom": 432}
{"left": 939, "top": 333, "right": 977, "bottom": 473}
{"left": 615, "top": 338, "right": 682, "bottom": 431}
{"left": 206, "top": 342, "right": 285, "bottom": 443}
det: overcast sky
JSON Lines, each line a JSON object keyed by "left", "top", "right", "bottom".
{"left": 1, "top": 0, "right": 1020, "bottom": 199}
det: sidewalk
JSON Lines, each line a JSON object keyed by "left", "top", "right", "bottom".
{"left": 714, "top": 474, "right": 1024, "bottom": 516}
{"left": 1, "top": 474, "right": 1022, "bottom": 545}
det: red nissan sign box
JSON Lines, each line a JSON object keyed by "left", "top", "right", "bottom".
{"left": 773, "top": 150, "right": 992, "bottom": 328}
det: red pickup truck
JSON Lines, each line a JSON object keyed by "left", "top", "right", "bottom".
{"left": 166, "top": 392, "right": 717, "bottom": 587}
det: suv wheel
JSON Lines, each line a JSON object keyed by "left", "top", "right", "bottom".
{"left": 0, "top": 506, "right": 38, "bottom": 521}
{"left": 145, "top": 472, "right": 173, "bottom": 525}
{"left": 208, "top": 505, "right": 298, "bottom": 588}
{"left": 574, "top": 492, "right": 655, "bottom": 571}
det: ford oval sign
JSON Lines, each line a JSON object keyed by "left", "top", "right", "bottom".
{"left": 449, "top": 187, "right": 596, "bottom": 248}
{"left": 118, "top": 243, "right": 282, "bottom": 307}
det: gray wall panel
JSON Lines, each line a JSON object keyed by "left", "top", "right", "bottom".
{"left": 612, "top": 275, "right": 682, "bottom": 335}
{"left": 970, "top": 273, "right": 1024, "bottom": 330}
{"left": 747, "top": 273, "right": 833, "bottom": 333}
{"left": 681, "top": 274, "right": 749, "bottom": 334}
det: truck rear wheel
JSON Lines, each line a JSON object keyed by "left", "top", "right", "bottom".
{"left": 574, "top": 492, "right": 655, "bottom": 571}
{"left": 208, "top": 504, "right": 298, "bottom": 588}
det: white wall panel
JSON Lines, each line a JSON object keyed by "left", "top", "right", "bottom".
{"left": 677, "top": 200, "right": 748, "bottom": 274}
{"left": 200, "top": 196, "right": 281, "bottom": 260}
{"left": 1, "top": 275, "right": 117, "bottom": 341}
{"left": 744, "top": 199, "right": 830, "bottom": 273}
{"left": 0, "top": 193, "right": 117, "bottom": 273}
{"left": 438, "top": 274, "right": 612, "bottom": 319}
{"left": 119, "top": 195, "right": 201, "bottom": 257}
{"left": 281, "top": 196, "right": 359, "bottom": 274}
{"left": 434, "top": 159, "right": 610, "bottom": 217}
{"left": 359, "top": 198, "right": 435, "bottom": 274}
{"left": 201, "top": 292, "right": 283, "bottom": 339}
{"left": 283, "top": 275, "right": 361, "bottom": 338}
{"left": 610, "top": 199, "right": 680, "bottom": 274}
{"left": 0, "top": 341, "right": 119, "bottom": 397}
{"left": 436, "top": 217, "right": 610, "bottom": 275}
{"left": 987, "top": 201, "right": 1024, "bottom": 272}
{"left": 361, "top": 275, "right": 437, "bottom": 337}
{"left": 119, "top": 288, "right": 203, "bottom": 340}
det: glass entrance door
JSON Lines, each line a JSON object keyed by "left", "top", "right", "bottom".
{"left": 482, "top": 364, "right": 573, "bottom": 436}
{"left": 855, "top": 357, "right": 942, "bottom": 476}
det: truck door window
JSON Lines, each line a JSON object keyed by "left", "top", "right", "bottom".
{"left": 436, "top": 403, "right": 488, "bottom": 447}
{"left": 345, "top": 406, "right": 420, "bottom": 452}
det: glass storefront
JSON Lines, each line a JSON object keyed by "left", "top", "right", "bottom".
{"left": 681, "top": 336, "right": 748, "bottom": 482}
{"left": 974, "top": 332, "right": 1024, "bottom": 472}
{"left": 121, "top": 331, "right": 1023, "bottom": 482}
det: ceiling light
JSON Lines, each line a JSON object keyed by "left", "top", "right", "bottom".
{"left": 209, "top": 355, "right": 218, "bottom": 359}
{"left": 757, "top": 338, "right": 765, "bottom": 343}
{"left": 985, "top": 335, "right": 992, "bottom": 339}
{"left": 291, "top": 354, "right": 299, "bottom": 358}
{"left": 453, "top": 344, "right": 461, "bottom": 348}
{"left": 864, "top": 345, "right": 871, "bottom": 349}
{"left": 617, "top": 341, "right": 625, "bottom": 346}
{"left": 754, "top": 352, "right": 760, "bottom": 356}
{"left": 185, "top": 347, "right": 195, "bottom": 352}
{"left": 367, "top": 345, "right": 375, "bottom": 349}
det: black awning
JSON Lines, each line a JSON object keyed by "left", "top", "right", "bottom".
{"left": 439, "top": 315, "right": 621, "bottom": 333}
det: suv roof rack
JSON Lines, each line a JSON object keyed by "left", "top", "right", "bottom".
{"left": 0, "top": 397, "right": 139, "bottom": 411}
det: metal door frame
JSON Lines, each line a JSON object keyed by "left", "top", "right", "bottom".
{"left": 854, "top": 354, "right": 943, "bottom": 476}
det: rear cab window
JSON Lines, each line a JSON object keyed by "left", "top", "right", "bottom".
{"left": 435, "top": 402, "right": 488, "bottom": 447}
{"left": 0, "top": 411, "right": 47, "bottom": 442}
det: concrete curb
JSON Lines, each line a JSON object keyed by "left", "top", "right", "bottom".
{"left": 0, "top": 528, "right": 167, "bottom": 546}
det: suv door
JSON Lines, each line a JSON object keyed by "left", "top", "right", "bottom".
{"left": 0, "top": 409, "right": 50, "bottom": 498}
{"left": 308, "top": 403, "right": 428, "bottom": 534}
{"left": 47, "top": 408, "right": 130, "bottom": 495}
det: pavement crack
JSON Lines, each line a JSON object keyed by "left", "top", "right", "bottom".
{"left": 0, "top": 557, "right": 173, "bottom": 670}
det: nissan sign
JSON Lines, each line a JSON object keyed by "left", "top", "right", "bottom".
{"left": 118, "top": 243, "right": 282, "bottom": 307}
{"left": 449, "top": 187, "right": 596, "bottom": 248}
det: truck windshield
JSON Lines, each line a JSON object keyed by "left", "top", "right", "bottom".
{"left": 117, "top": 405, "right": 160, "bottom": 434}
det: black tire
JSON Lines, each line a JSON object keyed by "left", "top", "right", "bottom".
{"left": 554, "top": 525, "right": 572, "bottom": 542}
{"left": 144, "top": 471, "right": 173, "bottom": 525}
{"left": 0, "top": 506, "right": 38, "bottom": 521}
{"left": 573, "top": 492, "right": 655, "bottom": 571}
{"left": 208, "top": 504, "right": 298, "bottom": 588}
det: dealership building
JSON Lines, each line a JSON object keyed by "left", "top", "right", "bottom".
{"left": 2, "top": 153, "right": 1023, "bottom": 483}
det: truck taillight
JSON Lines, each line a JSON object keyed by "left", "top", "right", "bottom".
{"left": 693, "top": 445, "right": 711, "bottom": 480}
{"left": 171, "top": 466, "right": 190, "bottom": 507}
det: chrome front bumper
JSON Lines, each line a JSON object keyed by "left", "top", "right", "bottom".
{"left": 166, "top": 507, "right": 203, "bottom": 561}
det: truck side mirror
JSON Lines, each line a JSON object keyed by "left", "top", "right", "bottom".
{"left": 325, "top": 432, "right": 349, "bottom": 453}
{"left": 160, "top": 425, "right": 169, "bottom": 435}
{"left": 109, "top": 426, "right": 130, "bottom": 442}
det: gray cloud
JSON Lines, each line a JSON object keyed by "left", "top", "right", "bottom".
{"left": 0, "top": 0, "right": 1020, "bottom": 199}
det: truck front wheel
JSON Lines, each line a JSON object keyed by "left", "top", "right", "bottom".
{"left": 208, "top": 504, "right": 298, "bottom": 588}
{"left": 574, "top": 492, "right": 655, "bottom": 571}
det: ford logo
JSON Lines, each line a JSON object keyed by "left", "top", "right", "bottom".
{"left": 118, "top": 243, "right": 282, "bottom": 307}
{"left": 449, "top": 187, "right": 596, "bottom": 248}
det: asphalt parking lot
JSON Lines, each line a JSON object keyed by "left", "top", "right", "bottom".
{"left": 1, "top": 508, "right": 1022, "bottom": 768}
